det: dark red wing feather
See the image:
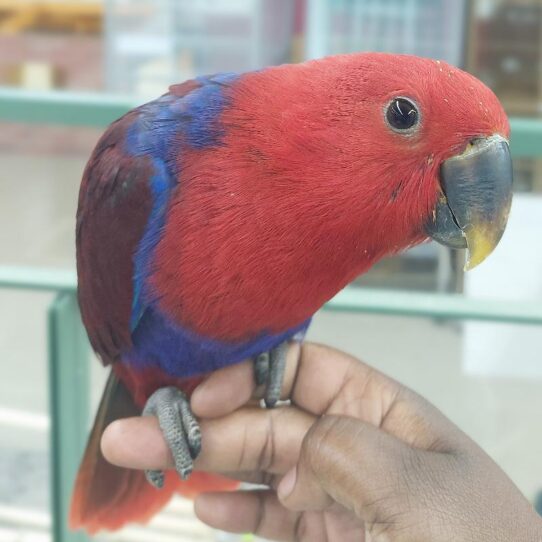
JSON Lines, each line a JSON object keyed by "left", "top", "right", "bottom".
{"left": 76, "top": 111, "right": 153, "bottom": 363}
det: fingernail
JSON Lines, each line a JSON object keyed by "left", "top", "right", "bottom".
{"left": 278, "top": 467, "right": 297, "bottom": 499}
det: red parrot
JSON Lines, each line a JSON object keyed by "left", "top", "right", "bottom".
{"left": 71, "top": 53, "right": 513, "bottom": 533}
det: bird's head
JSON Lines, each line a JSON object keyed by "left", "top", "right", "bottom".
{"left": 243, "top": 53, "right": 513, "bottom": 270}
{"left": 318, "top": 53, "right": 512, "bottom": 269}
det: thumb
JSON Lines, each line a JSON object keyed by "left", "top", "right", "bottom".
{"left": 277, "top": 415, "right": 428, "bottom": 523}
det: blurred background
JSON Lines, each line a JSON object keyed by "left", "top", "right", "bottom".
{"left": 1, "top": 0, "right": 542, "bottom": 541}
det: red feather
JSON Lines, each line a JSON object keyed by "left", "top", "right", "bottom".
{"left": 151, "top": 53, "right": 509, "bottom": 340}
{"left": 76, "top": 110, "right": 153, "bottom": 362}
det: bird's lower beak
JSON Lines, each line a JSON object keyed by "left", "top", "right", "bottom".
{"left": 425, "top": 134, "right": 513, "bottom": 270}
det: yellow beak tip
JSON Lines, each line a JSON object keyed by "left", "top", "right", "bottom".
{"left": 463, "top": 257, "right": 482, "bottom": 272}
{"left": 463, "top": 226, "right": 501, "bottom": 271}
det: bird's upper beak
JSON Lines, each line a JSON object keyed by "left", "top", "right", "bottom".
{"left": 425, "top": 134, "right": 513, "bottom": 270}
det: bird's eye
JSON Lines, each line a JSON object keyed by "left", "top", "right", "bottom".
{"left": 386, "top": 98, "right": 419, "bottom": 132}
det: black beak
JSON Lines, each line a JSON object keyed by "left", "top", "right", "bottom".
{"left": 425, "top": 135, "right": 513, "bottom": 270}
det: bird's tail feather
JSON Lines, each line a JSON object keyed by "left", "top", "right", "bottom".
{"left": 69, "top": 370, "right": 236, "bottom": 534}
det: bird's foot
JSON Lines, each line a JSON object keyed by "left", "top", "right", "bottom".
{"left": 254, "top": 342, "right": 288, "bottom": 408}
{"left": 142, "top": 386, "right": 201, "bottom": 488}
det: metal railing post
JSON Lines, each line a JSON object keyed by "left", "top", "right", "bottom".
{"left": 48, "top": 292, "right": 90, "bottom": 542}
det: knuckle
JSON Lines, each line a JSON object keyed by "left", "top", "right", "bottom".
{"left": 302, "top": 415, "right": 346, "bottom": 472}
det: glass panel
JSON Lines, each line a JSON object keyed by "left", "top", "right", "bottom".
{"left": 105, "top": 0, "right": 295, "bottom": 95}
{"left": 0, "top": 126, "right": 96, "bottom": 266}
{"left": 0, "top": 290, "right": 52, "bottom": 540}
{"left": 467, "top": 0, "right": 542, "bottom": 118}
{"left": 308, "top": 0, "right": 466, "bottom": 66}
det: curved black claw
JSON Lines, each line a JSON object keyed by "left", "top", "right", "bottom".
{"left": 254, "top": 342, "right": 288, "bottom": 408}
{"left": 142, "top": 387, "right": 201, "bottom": 488}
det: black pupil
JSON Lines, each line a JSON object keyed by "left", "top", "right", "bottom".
{"left": 387, "top": 98, "right": 418, "bottom": 130}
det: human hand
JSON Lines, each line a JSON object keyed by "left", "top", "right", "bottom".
{"left": 102, "top": 343, "right": 542, "bottom": 541}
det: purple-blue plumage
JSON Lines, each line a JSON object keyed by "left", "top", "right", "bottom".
{"left": 126, "top": 306, "right": 310, "bottom": 377}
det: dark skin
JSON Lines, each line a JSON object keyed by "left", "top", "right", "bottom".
{"left": 102, "top": 343, "right": 542, "bottom": 541}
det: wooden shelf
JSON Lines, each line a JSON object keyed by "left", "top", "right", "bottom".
{"left": 0, "top": 1, "right": 103, "bottom": 34}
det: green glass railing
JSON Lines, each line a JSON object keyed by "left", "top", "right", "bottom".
{"left": 0, "top": 88, "right": 138, "bottom": 127}
{"left": 0, "top": 87, "right": 540, "bottom": 156}
{"left": 1, "top": 88, "right": 542, "bottom": 542}
{"left": 3, "top": 265, "right": 542, "bottom": 324}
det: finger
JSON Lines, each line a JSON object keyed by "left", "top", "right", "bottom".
{"left": 195, "top": 491, "right": 365, "bottom": 542}
{"left": 191, "top": 342, "right": 301, "bottom": 417}
{"left": 191, "top": 360, "right": 255, "bottom": 418}
{"left": 102, "top": 406, "right": 314, "bottom": 474}
{"left": 101, "top": 416, "right": 172, "bottom": 470}
{"left": 190, "top": 341, "right": 397, "bottom": 430}
{"left": 192, "top": 343, "right": 396, "bottom": 421}
{"left": 198, "top": 407, "right": 313, "bottom": 474}
{"left": 278, "top": 415, "right": 426, "bottom": 525}
{"left": 195, "top": 491, "right": 300, "bottom": 541}
{"left": 193, "top": 343, "right": 458, "bottom": 451}
{"left": 291, "top": 344, "right": 465, "bottom": 451}
{"left": 291, "top": 343, "right": 394, "bottom": 421}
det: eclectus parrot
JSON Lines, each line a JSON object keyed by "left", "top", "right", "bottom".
{"left": 71, "top": 53, "right": 513, "bottom": 533}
